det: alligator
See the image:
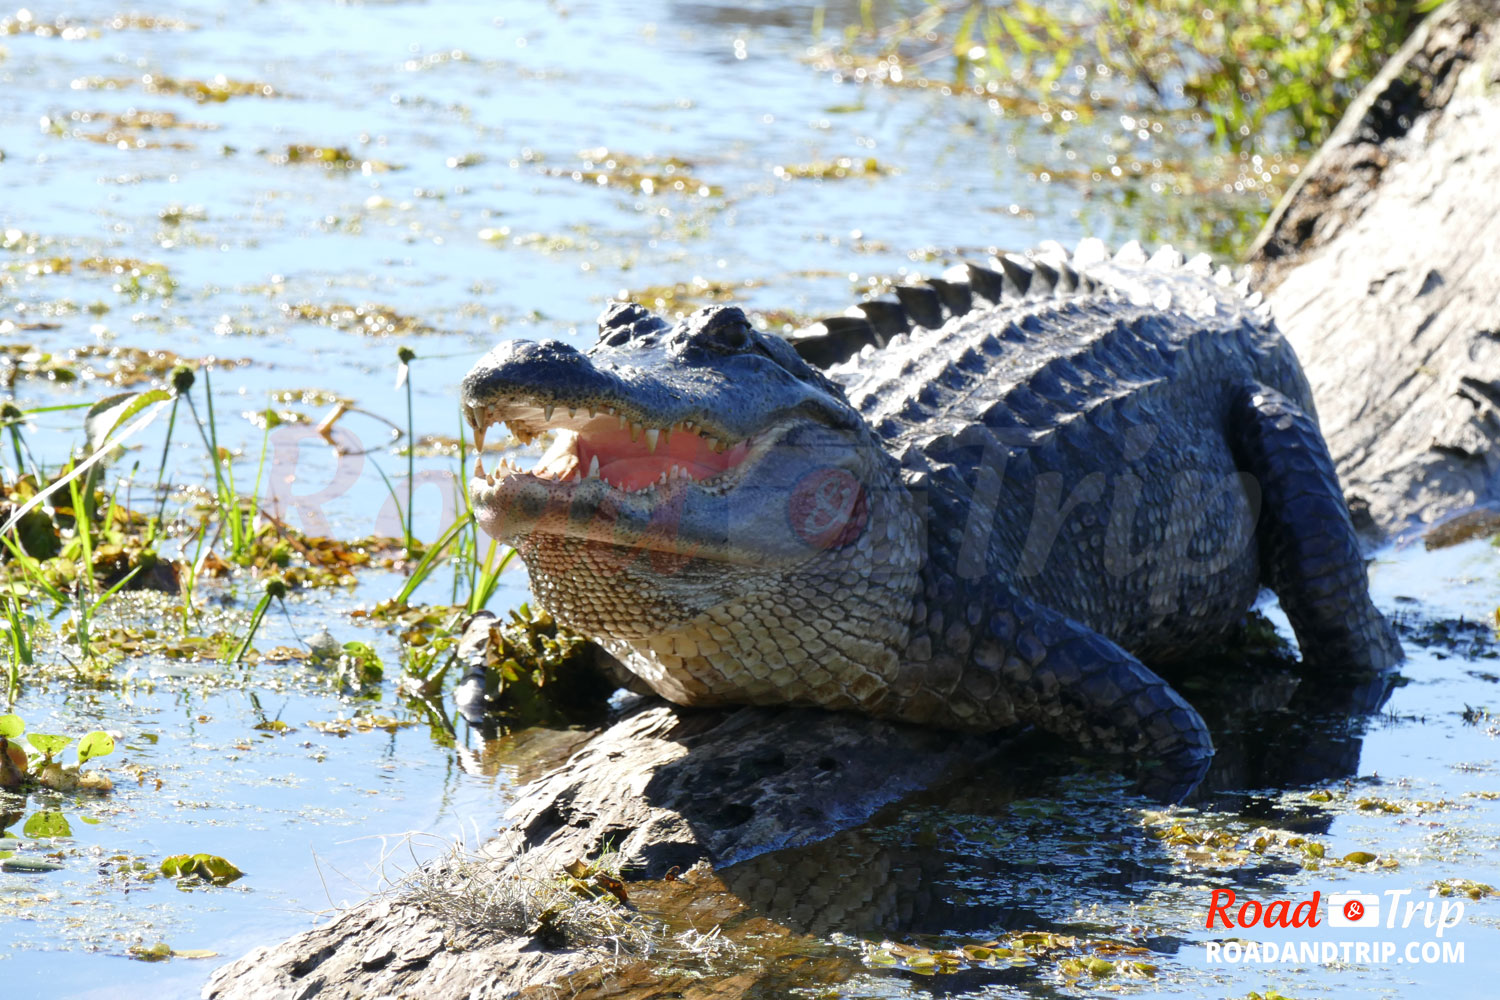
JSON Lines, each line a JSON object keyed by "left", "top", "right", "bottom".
{"left": 460, "top": 239, "right": 1402, "bottom": 799}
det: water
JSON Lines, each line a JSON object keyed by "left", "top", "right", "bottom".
{"left": 0, "top": 1, "right": 1494, "bottom": 996}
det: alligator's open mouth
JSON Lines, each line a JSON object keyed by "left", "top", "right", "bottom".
{"left": 465, "top": 396, "right": 769, "bottom": 503}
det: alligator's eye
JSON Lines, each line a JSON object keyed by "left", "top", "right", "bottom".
{"left": 717, "top": 322, "right": 749, "bottom": 350}
{"left": 685, "top": 307, "right": 754, "bottom": 354}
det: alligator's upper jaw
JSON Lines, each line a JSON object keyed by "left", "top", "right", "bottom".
{"left": 463, "top": 375, "right": 776, "bottom": 550}
{"left": 467, "top": 402, "right": 753, "bottom": 494}
{"left": 465, "top": 399, "right": 770, "bottom": 531}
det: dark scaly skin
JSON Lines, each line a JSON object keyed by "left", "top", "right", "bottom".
{"left": 461, "top": 239, "right": 1402, "bottom": 800}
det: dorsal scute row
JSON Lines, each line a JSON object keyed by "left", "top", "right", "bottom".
{"left": 785, "top": 239, "right": 1266, "bottom": 373}
{"left": 849, "top": 294, "right": 1272, "bottom": 482}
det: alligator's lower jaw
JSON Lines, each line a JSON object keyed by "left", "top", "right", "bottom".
{"left": 467, "top": 466, "right": 682, "bottom": 548}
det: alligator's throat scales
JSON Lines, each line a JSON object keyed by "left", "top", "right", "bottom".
{"left": 462, "top": 239, "right": 1401, "bottom": 798}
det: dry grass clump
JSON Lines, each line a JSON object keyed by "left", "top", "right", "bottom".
{"left": 388, "top": 838, "right": 655, "bottom": 954}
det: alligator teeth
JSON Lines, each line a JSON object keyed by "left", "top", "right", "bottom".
{"left": 618, "top": 414, "right": 627, "bottom": 429}
{"left": 475, "top": 456, "right": 486, "bottom": 478}
{"left": 644, "top": 428, "right": 659, "bottom": 453}
{"left": 543, "top": 404, "right": 555, "bottom": 423}
{"left": 658, "top": 471, "right": 667, "bottom": 484}
{"left": 473, "top": 426, "right": 487, "bottom": 455}
{"left": 587, "top": 455, "right": 600, "bottom": 478}
{"left": 568, "top": 407, "right": 577, "bottom": 419}
{"left": 630, "top": 422, "right": 641, "bottom": 442}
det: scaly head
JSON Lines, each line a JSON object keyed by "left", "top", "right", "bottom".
{"left": 461, "top": 302, "right": 921, "bottom": 708}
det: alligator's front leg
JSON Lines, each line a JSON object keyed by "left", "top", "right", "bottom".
{"left": 898, "top": 581, "right": 1215, "bottom": 802}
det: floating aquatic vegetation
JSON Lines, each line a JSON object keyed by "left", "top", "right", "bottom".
{"left": 621, "top": 276, "right": 759, "bottom": 319}
{"left": 70, "top": 72, "right": 277, "bottom": 101}
{"left": 159, "top": 852, "right": 244, "bottom": 886}
{"left": 306, "top": 712, "right": 413, "bottom": 735}
{"left": 773, "top": 156, "right": 891, "bottom": 181}
{"left": 0, "top": 342, "right": 243, "bottom": 388}
{"left": 1, "top": 8, "right": 91, "bottom": 38}
{"left": 0, "top": 712, "right": 115, "bottom": 794}
{"left": 42, "top": 109, "right": 217, "bottom": 151}
{"left": 1143, "top": 810, "right": 1402, "bottom": 873}
{"left": 268, "top": 387, "right": 352, "bottom": 407}
{"left": 477, "top": 228, "right": 602, "bottom": 255}
{"left": 862, "top": 931, "right": 1158, "bottom": 980}
{"left": 0, "top": 9, "right": 193, "bottom": 36}
{"left": 1433, "top": 878, "right": 1497, "bottom": 899}
{"left": 395, "top": 434, "right": 468, "bottom": 458}
{"left": 541, "top": 147, "right": 721, "bottom": 197}
{"left": 242, "top": 407, "right": 309, "bottom": 430}
{"left": 3, "top": 254, "right": 179, "bottom": 301}
{"left": 752, "top": 307, "right": 816, "bottom": 334}
{"left": 279, "top": 301, "right": 433, "bottom": 337}
{"left": 269, "top": 144, "right": 398, "bottom": 173}
{"left": 80, "top": 626, "right": 236, "bottom": 661}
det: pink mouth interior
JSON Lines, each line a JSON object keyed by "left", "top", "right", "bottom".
{"left": 577, "top": 425, "right": 751, "bottom": 491}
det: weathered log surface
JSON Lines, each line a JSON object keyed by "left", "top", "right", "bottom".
{"left": 1251, "top": 0, "right": 1500, "bottom": 537}
{"left": 205, "top": 4, "right": 1500, "bottom": 996}
{"left": 203, "top": 685, "right": 997, "bottom": 999}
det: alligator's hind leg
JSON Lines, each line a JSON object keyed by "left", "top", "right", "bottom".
{"left": 1229, "top": 383, "right": 1403, "bottom": 674}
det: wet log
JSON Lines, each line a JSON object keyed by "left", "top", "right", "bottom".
{"left": 205, "top": 4, "right": 1500, "bottom": 997}
{"left": 1250, "top": 0, "right": 1500, "bottom": 538}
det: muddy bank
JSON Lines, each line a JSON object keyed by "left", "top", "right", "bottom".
{"left": 205, "top": 4, "right": 1500, "bottom": 998}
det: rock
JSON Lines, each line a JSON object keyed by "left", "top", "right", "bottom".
{"left": 1250, "top": 0, "right": 1500, "bottom": 537}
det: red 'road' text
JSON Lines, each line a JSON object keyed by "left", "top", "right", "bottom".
{"left": 1206, "top": 889, "right": 1323, "bottom": 929}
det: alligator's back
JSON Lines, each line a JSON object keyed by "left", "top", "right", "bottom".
{"left": 802, "top": 240, "right": 1318, "bottom": 660}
